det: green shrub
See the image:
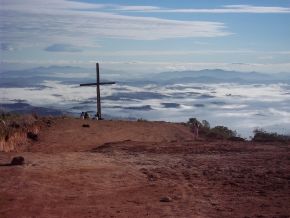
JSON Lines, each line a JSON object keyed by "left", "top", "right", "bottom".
{"left": 252, "top": 128, "right": 290, "bottom": 142}
{"left": 187, "top": 117, "right": 237, "bottom": 140}
{"left": 210, "top": 126, "right": 237, "bottom": 139}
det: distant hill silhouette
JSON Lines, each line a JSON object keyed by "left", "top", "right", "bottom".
{"left": 0, "top": 102, "right": 65, "bottom": 116}
{"left": 145, "top": 69, "right": 290, "bottom": 84}
{"left": 1, "top": 66, "right": 290, "bottom": 88}
{"left": 0, "top": 66, "right": 124, "bottom": 88}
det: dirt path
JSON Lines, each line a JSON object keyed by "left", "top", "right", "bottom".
{"left": 28, "top": 118, "right": 194, "bottom": 153}
{"left": 0, "top": 118, "right": 289, "bottom": 217}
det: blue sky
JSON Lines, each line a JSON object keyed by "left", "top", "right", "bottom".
{"left": 1, "top": 0, "right": 290, "bottom": 73}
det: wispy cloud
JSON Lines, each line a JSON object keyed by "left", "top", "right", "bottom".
{"left": 45, "top": 44, "right": 83, "bottom": 53}
{"left": 90, "top": 49, "right": 255, "bottom": 57}
{"left": 258, "top": 56, "right": 274, "bottom": 60}
{"left": 0, "top": 0, "right": 230, "bottom": 50}
{"left": 0, "top": 43, "right": 15, "bottom": 51}
{"left": 114, "top": 4, "right": 290, "bottom": 14}
{"left": 115, "top": 5, "right": 160, "bottom": 11}
{"left": 98, "top": 49, "right": 290, "bottom": 57}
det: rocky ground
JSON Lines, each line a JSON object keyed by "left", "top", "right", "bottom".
{"left": 0, "top": 118, "right": 289, "bottom": 218}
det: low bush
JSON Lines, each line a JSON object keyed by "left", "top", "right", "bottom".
{"left": 252, "top": 128, "right": 290, "bottom": 143}
{"left": 187, "top": 117, "right": 238, "bottom": 140}
{"left": 209, "top": 126, "right": 237, "bottom": 139}
{"left": 0, "top": 111, "right": 38, "bottom": 141}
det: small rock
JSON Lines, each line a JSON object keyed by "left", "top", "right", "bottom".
{"left": 160, "top": 196, "right": 172, "bottom": 202}
{"left": 46, "top": 120, "right": 52, "bottom": 127}
{"left": 27, "top": 132, "right": 38, "bottom": 141}
{"left": 82, "top": 124, "right": 90, "bottom": 128}
{"left": 11, "top": 156, "right": 25, "bottom": 165}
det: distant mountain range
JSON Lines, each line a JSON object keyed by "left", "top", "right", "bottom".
{"left": 0, "top": 66, "right": 91, "bottom": 87}
{"left": 1, "top": 66, "right": 290, "bottom": 88}
{"left": 0, "top": 102, "right": 66, "bottom": 116}
{"left": 0, "top": 66, "right": 128, "bottom": 87}
{"left": 145, "top": 69, "right": 290, "bottom": 84}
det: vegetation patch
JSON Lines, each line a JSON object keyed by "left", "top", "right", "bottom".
{"left": 0, "top": 111, "right": 39, "bottom": 152}
{"left": 187, "top": 118, "right": 240, "bottom": 140}
{"left": 252, "top": 128, "right": 290, "bottom": 143}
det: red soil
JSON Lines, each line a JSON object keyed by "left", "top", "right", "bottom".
{"left": 0, "top": 118, "right": 289, "bottom": 218}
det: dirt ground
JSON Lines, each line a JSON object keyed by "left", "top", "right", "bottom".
{"left": 0, "top": 118, "right": 289, "bottom": 218}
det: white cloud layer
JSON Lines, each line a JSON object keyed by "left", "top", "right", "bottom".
{"left": 1, "top": 81, "right": 290, "bottom": 137}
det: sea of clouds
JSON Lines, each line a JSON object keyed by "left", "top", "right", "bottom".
{"left": 1, "top": 80, "right": 290, "bottom": 138}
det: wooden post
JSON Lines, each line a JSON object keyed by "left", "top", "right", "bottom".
{"left": 96, "top": 63, "right": 101, "bottom": 119}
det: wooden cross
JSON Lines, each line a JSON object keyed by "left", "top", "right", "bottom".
{"left": 80, "top": 63, "right": 115, "bottom": 120}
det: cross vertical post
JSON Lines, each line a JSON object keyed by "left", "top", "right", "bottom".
{"left": 96, "top": 63, "right": 101, "bottom": 118}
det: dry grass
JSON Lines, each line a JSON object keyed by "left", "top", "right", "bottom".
{"left": 0, "top": 111, "right": 40, "bottom": 152}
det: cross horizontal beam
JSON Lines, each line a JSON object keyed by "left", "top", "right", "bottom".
{"left": 80, "top": 82, "right": 116, "bottom": 86}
